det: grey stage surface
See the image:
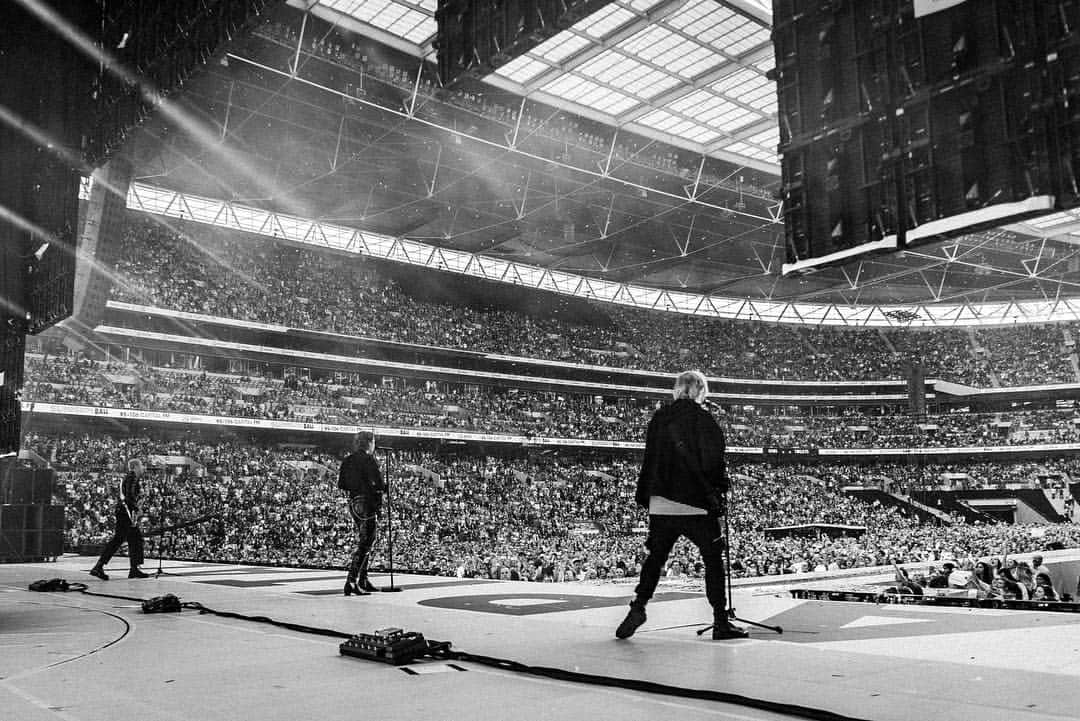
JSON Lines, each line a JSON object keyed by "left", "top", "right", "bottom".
{"left": 3, "top": 555, "right": 1080, "bottom": 721}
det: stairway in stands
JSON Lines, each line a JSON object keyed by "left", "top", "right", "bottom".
{"left": 967, "top": 328, "right": 1000, "bottom": 387}
{"left": 1063, "top": 327, "right": 1080, "bottom": 383}
{"left": 845, "top": 488, "right": 951, "bottom": 525}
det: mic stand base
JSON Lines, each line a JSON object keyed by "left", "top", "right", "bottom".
{"left": 379, "top": 586, "right": 403, "bottom": 592}
{"left": 695, "top": 613, "right": 783, "bottom": 636}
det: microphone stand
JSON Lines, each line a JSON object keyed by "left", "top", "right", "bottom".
{"left": 379, "top": 447, "right": 401, "bottom": 592}
{"left": 697, "top": 400, "right": 782, "bottom": 637}
{"left": 153, "top": 467, "right": 178, "bottom": 578}
{"left": 695, "top": 488, "right": 782, "bottom": 636}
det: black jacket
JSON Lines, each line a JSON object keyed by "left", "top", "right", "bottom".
{"left": 635, "top": 399, "right": 727, "bottom": 512}
{"left": 120, "top": 471, "right": 141, "bottom": 514}
{"left": 338, "top": 451, "right": 385, "bottom": 508}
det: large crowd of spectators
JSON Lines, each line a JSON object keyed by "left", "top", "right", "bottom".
{"left": 23, "top": 353, "right": 1080, "bottom": 449}
{"left": 31, "top": 432, "right": 1080, "bottom": 585}
{"left": 105, "top": 216, "right": 1080, "bottom": 388}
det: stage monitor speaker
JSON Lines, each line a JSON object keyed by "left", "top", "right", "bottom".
{"left": 42, "top": 504, "right": 66, "bottom": 533}
{"left": 31, "top": 469, "right": 55, "bottom": 504}
{"left": 2, "top": 467, "right": 34, "bottom": 504}
{"left": 39, "top": 530, "right": 63, "bottom": 558}
{"left": 1, "top": 504, "right": 27, "bottom": 532}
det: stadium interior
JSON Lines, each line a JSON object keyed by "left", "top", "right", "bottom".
{"left": 7, "top": 2, "right": 1080, "bottom": 720}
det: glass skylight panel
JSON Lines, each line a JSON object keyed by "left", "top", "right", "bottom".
{"left": 747, "top": 126, "right": 779, "bottom": 148}
{"left": 543, "top": 73, "right": 591, "bottom": 98}
{"left": 384, "top": 10, "right": 428, "bottom": 36}
{"left": 668, "top": 88, "right": 718, "bottom": 114}
{"left": 401, "top": 17, "right": 436, "bottom": 43}
{"left": 752, "top": 55, "right": 774, "bottom": 73}
{"left": 619, "top": 26, "right": 723, "bottom": 79}
{"left": 683, "top": 126, "right": 721, "bottom": 143}
{"left": 637, "top": 109, "right": 722, "bottom": 144}
{"left": 710, "top": 16, "right": 771, "bottom": 57}
{"left": 347, "top": 0, "right": 395, "bottom": 24}
{"left": 579, "top": 3, "right": 636, "bottom": 38}
{"left": 725, "top": 140, "right": 775, "bottom": 161}
{"left": 668, "top": 3, "right": 768, "bottom": 54}
{"left": 667, "top": 90, "right": 754, "bottom": 130}
{"left": 324, "top": 0, "right": 365, "bottom": 14}
{"left": 695, "top": 15, "right": 750, "bottom": 48}
{"left": 495, "top": 55, "right": 549, "bottom": 83}
{"left": 711, "top": 67, "right": 764, "bottom": 96}
{"left": 370, "top": 3, "right": 408, "bottom": 25}
{"left": 712, "top": 72, "right": 777, "bottom": 114}
{"left": 637, "top": 108, "right": 688, "bottom": 132}
{"left": 322, "top": 0, "right": 436, "bottom": 44}
{"left": 590, "top": 87, "right": 640, "bottom": 115}
{"left": 667, "top": 0, "right": 714, "bottom": 29}
{"left": 535, "top": 31, "right": 593, "bottom": 64}
{"left": 668, "top": 46, "right": 725, "bottom": 79}
{"left": 576, "top": 52, "right": 678, "bottom": 98}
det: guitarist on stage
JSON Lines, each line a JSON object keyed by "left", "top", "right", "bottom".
{"left": 90, "top": 458, "right": 149, "bottom": 580}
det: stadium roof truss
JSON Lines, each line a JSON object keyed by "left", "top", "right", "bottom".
{"left": 296, "top": 0, "right": 780, "bottom": 174}
{"left": 119, "top": 181, "right": 1080, "bottom": 327}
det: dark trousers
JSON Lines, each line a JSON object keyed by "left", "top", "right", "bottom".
{"left": 97, "top": 505, "right": 144, "bottom": 569}
{"left": 347, "top": 496, "right": 378, "bottom": 583}
{"left": 634, "top": 514, "right": 728, "bottom": 617}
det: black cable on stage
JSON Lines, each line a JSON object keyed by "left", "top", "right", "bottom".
{"left": 428, "top": 646, "right": 874, "bottom": 721}
{"left": 180, "top": 601, "right": 353, "bottom": 639}
{"left": 44, "top": 608, "right": 132, "bottom": 670}
{"left": 75, "top": 586, "right": 149, "bottom": 604}
{"left": 29, "top": 579, "right": 873, "bottom": 721}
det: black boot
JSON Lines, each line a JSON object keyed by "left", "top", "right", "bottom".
{"left": 344, "top": 580, "right": 369, "bottom": 597}
{"left": 128, "top": 568, "right": 149, "bottom": 579}
{"left": 711, "top": 613, "right": 749, "bottom": 640}
{"left": 615, "top": 601, "right": 647, "bottom": 639}
{"left": 90, "top": 566, "right": 109, "bottom": 581}
{"left": 358, "top": 577, "right": 379, "bottom": 593}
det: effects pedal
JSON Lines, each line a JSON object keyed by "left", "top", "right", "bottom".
{"left": 339, "top": 628, "right": 433, "bottom": 665}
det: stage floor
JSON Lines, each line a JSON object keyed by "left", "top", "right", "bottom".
{"left": 3, "top": 556, "right": 1080, "bottom": 721}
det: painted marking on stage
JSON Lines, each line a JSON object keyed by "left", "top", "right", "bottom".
{"left": 296, "top": 578, "right": 499, "bottom": 595}
{"left": 420, "top": 592, "right": 698, "bottom": 616}
{"left": 757, "top": 600, "right": 1080, "bottom": 643}
{"left": 490, "top": 598, "right": 567, "bottom": 608}
{"left": 840, "top": 615, "right": 935, "bottom": 629}
{"left": 399, "top": 663, "right": 467, "bottom": 675}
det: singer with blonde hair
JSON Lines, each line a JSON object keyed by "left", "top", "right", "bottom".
{"left": 615, "top": 370, "right": 746, "bottom": 640}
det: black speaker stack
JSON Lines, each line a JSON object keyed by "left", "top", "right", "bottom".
{"left": 0, "top": 461, "right": 65, "bottom": 562}
{"left": 772, "top": 0, "right": 1080, "bottom": 272}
